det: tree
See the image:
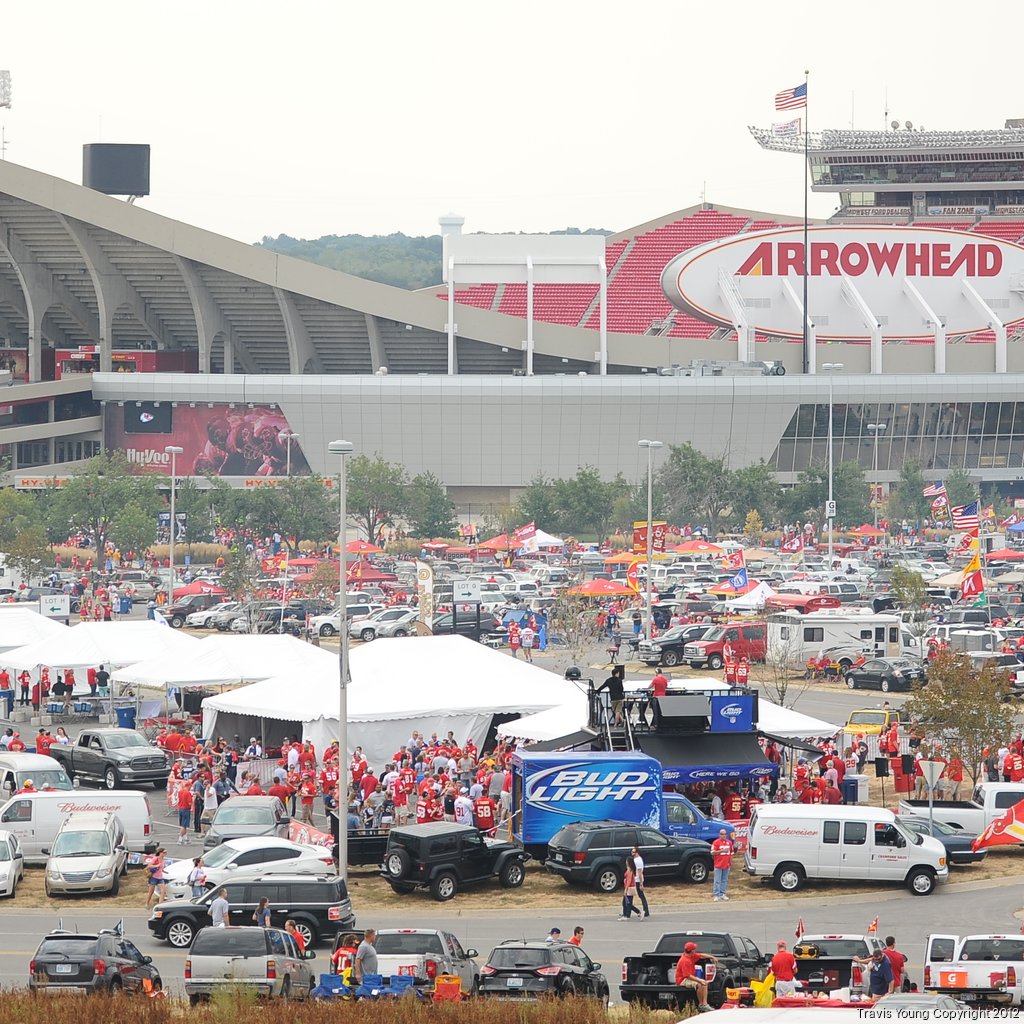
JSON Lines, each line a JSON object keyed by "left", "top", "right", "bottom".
{"left": 5, "top": 526, "right": 51, "bottom": 584}
{"left": 516, "top": 475, "right": 560, "bottom": 534}
{"left": 729, "top": 462, "right": 781, "bottom": 528}
{"left": 903, "top": 652, "right": 1013, "bottom": 788}
{"left": 406, "top": 472, "right": 458, "bottom": 539}
{"left": 0, "top": 489, "right": 39, "bottom": 550}
{"left": 275, "top": 477, "right": 336, "bottom": 549}
{"left": 744, "top": 509, "right": 764, "bottom": 542}
{"left": 219, "top": 547, "right": 263, "bottom": 632}
{"left": 944, "top": 467, "right": 976, "bottom": 509}
{"left": 888, "top": 461, "right": 932, "bottom": 523}
{"left": 172, "top": 478, "right": 216, "bottom": 548}
{"left": 554, "top": 467, "right": 623, "bottom": 540}
{"left": 761, "top": 624, "right": 813, "bottom": 709}
{"left": 890, "top": 566, "right": 930, "bottom": 649}
{"left": 110, "top": 502, "right": 158, "bottom": 561}
{"left": 346, "top": 455, "right": 408, "bottom": 543}
{"left": 783, "top": 462, "right": 871, "bottom": 527}
{"left": 660, "top": 444, "right": 733, "bottom": 537}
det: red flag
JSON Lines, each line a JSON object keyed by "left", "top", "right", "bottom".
{"left": 867, "top": 916, "right": 879, "bottom": 934}
{"left": 781, "top": 535, "right": 803, "bottom": 553}
{"left": 513, "top": 521, "right": 536, "bottom": 544}
{"left": 721, "top": 550, "right": 746, "bottom": 571}
{"left": 971, "top": 799, "right": 1024, "bottom": 851}
{"left": 795, "top": 917, "right": 805, "bottom": 940}
{"left": 930, "top": 494, "right": 949, "bottom": 512}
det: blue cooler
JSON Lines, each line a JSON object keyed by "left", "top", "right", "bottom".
{"left": 115, "top": 706, "right": 136, "bottom": 729}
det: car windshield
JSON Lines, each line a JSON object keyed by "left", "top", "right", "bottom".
{"left": 375, "top": 934, "right": 446, "bottom": 956}
{"left": 200, "top": 844, "right": 241, "bottom": 868}
{"left": 809, "top": 939, "right": 873, "bottom": 958}
{"left": 487, "top": 948, "right": 549, "bottom": 969}
{"left": 848, "top": 712, "right": 886, "bottom": 726}
{"left": 191, "top": 928, "right": 268, "bottom": 956}
{"left": 655, "top": 934, "right": 737, "bottom": 957}
{"left": 103, "top": 733, "right": 148, "bottom": 749}
{"left": 38, "top": 938, "right": 97, "bottom": 956}
{"left": 215, "top": 806, "right": 272, "bottom": 825}
{"left": 700, "top": 627, "right": 726, "bottom": 642}
{"left": 960, "top": 938, "right": 1024, "bottom": 960}
{"left": 25, "top": 770, "right": 72, "bottom": 791}
{"left": 52, "top": 831, "right": 111, "bottom": 857}
{"left": 0, "top": 843, "right": 10, "bottom": 861}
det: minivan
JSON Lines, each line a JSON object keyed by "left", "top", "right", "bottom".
{"left": 0, "top": 753, "right": 73, "bottom": 797}
{"left": 0, "top": 789, "right": 156, "bottom": 864}
{"left": 203, "top": 795, "right": 289, "bottom": 851}
{"left": 744, "top": 804, "right": 948, "bottom": 896}
{"left": 43, "top": 811, "right": 128, "bottom": 896}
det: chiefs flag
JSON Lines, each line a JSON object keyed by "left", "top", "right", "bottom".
{"left": 633, "top": 521, "right": 667, "bottom": 555}
{"left": 626, "top": 562, "right": 641, "bottom": 592}
{"left": 721, "top": 550, "right": 746, "bottom": 571}
{"left": 513, "top": 522, "right": 536, "bottom": 544}
{"left": 972, "top": 799, "right": 1024, "bottom": 852}
{"left": 930, "top": 494, "right": 949, "bottom": 512}
{"left": 960, "top": 550, "right": 984, "bottom": 600}
{"left": 781, "top": 535, "right": 804, "bottom": 553}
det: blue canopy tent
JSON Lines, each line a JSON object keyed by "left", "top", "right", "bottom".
{"left": 635, "top": 733, "right": 778, "bottom": 785}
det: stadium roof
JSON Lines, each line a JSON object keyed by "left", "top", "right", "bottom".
{"left": 750, "top": 125, "right": 1024, "bottom": 155}
{"left": 0, "top": 160, "right": 754, "bottom": 376}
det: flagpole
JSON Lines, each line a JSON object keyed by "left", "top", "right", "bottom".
{"left": 802, "top": 69, "right": 810, "bottom": 376}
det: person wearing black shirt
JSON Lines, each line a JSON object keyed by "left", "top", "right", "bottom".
{"left": 598, "top": 665, "right": 626, "bottom": 725}
{"left": 95, "top": 664, "right": 110, "bottom": 696}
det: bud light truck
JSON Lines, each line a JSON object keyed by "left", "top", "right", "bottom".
{"left": 511, "top": 751, "right": 730, "bottom": 858}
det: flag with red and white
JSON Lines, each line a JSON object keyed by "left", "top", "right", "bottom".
{"left": 781, "top": 535, "right": 804, "bottom": 553}
{"left": 923, "top": 482, "right": 947, "bottom": 497}
{"left": 972, "top": 799, "right": 1024, "bottom": 851}
{"left": 775, "top": 83, "right": 807, "bottom": 110}
{"left": 795, "top": 917, "right": 805, "bottom": 940}
{"left": 961, "top": 550, "right": 984, "bottom": 600}
{"left": 930, "top": 494, "right": 949, "bottom": 512}
{"left": 952, "top": 502, "right": 980, "bottom": 531}
{"left": 1002, "top": 512, "right": 1022, "bottom": 528}
{"left": 867, "top": 916, "right": 879, "bottom": 934}
{"left": 721, "top": 550, "right": 746, "bottom": 571}
{"left": 513, "top": 521, "right": 536, "bottom": 544}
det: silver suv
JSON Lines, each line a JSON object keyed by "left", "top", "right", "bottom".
{"left": 44, "top": 812, "right": 128, "bottom": 896}
{"left": 185, "top": 925, "right": 315, "bottom": 1004}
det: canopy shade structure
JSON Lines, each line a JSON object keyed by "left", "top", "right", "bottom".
{"left": 707, "top": 577, "right": 762, "bottom": 596}
{"left": 566, "top": 578, "right": 635, "bottom": 597}
{"left": 494, "top": 696, "right": 590, "bottom": 743}
{"left": 0, "top": 606, "right": 70, "bottom": 653}
{"left": 345, "top": 541, "right": 383, "bottom": 554}
{"left": 636, "top": 732, "right": 777, "bottom": 784}
{"left": 3, "top": 620, "right": 197, "bottom": 676}
{"left": 756, "top": 700, "right": 840, "bottom": 741}
{"left": 172, "top": 581, "right": 227, "bottom": 600}
{"left": 110, "top": 633, "right": 336, "bottom": 689}
{"left": 477, "top": 534, "right": 511, "bottom": 551}
{"left": 604, "top": 552, "right": 641, "bottom": 564}
{"left": 722, "top": 582, "right": 776, "bottom": 610}
{"left": 673, "top": 540, "right": 723, "bottom": 554}
{"left": 201, "top": 634, "right": 585, "bottom": 766}
{"left": 847, "top": 524, "right": 886, "bottom": 536}
{"left": 987, "top": 548, "right": 1024, "bottom": 561}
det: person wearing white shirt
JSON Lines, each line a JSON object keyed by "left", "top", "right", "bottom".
{"left": 630, "top": 845, "right": 651, "bottom": 918}
{"left": 454, "top": 789, "right": 475, "bottom": 826}
{"left": 287, "top": 745, "right": 300, "bottom": 771}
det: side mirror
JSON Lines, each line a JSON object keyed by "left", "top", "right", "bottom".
{"left": 41, "top": 847, "right": 50, "bottom": 855}
{"left": 896, "top": 836, "right": 906, "bottom": 848}
{"left": 592, "top": 962, "right": 602, "bottom": 971}
{"left": 144, "top": 956, "right": 153, "bottom": 965}
{"left": 465, "top": 949, "right": 478, "bottom": 959}
{"left": 304, "top": 950, "right": 316, "bottom": 960}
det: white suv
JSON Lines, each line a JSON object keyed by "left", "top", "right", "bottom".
{"left": 44, "top": 812, "right": 128, "bottom": 897}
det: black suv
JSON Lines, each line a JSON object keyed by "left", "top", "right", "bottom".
{"left": 148, "top": 873, "right": 354, "bottom": 949}
{"left": 479, "top": 940, "right": 610, "bottom": 1002}
{"left": 381, "top": 822, "right": 529, "bottom": 902}
{"left": 30, "top": 927, "right": 161, "bottom": 995}
{"left": 545, "top": 820, "right": 712, "bottom": 892}
{"left": 431, "top": 611, "right": 504, "bottom": 642}
{"left": 639, "top": 624, "right": 712, "bottom": 667}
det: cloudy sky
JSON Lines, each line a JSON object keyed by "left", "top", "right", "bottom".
{"left": 2, "top": 1, "right": 1017, "bottom": 243}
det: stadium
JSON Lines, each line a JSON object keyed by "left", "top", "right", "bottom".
{"left": 2, "top": 122, "right": 1024, "bottom": 504}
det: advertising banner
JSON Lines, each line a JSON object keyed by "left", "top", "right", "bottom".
{"left": 632, "top": 521, "right": 668, "bottom": 555}
{"left": 709, "top": 694, "right": 755, "bottom": 732}
{"left": 416, "top": 561, "right": 434, "bottom": 627}
{"left": 287, "top": 819, "right": 333, "bottom": 849}
{"left": 104, "top": 403, "right": 310, "bottom": 477}
{"left": 662, "top": 762, "right": 777, "bottom": 784}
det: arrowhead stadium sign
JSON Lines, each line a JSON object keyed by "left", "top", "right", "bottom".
{"left": 661, "top": 225, "right": 1024, "bottom": 340}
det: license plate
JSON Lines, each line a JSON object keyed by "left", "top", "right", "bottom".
{"left": 54, "top": 965, "right": 74, "bottom": 974}
{"left": 962, "top": 994, "right": 977, "bottom": 1001}
{"left": 555, "top": 854, "right": 564, "bottom": 862}
{"left": 507, "top": 977, "right": 523, "bottom": 987}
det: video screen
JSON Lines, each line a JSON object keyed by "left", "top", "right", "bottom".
{"left": 123, "top": 402, "right": 172, "bottom": 434}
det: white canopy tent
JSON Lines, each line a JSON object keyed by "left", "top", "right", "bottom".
{"left": 494, "top": 695, "right": 590, "bottom": 743}
{"left": 520, "top": 528, "right": 565, "bottom": 552}
{"left": 722, "top": 581, "right": 776, "bottom": 611}
{"left": 110, "top": 634, "right": 337, "bottom": 689}
{"left": 201, "top": 635, "right": 586, "bottom": 766}
{"left": 0, "top": 606, "right": 69, "bottom": 654}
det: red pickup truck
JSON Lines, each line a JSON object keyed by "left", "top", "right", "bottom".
{"left": 683, "top": 622, "right": 767, "bottom": 670}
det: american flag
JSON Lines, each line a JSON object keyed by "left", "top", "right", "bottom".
{"left": 923, "top": 482, "right": 947, "bottom": 497}
{"left": 951, "top": 501, "right": 980, "bottom": 531}
{"left": 775, "top": 83, "right": 807, "bottom": 111}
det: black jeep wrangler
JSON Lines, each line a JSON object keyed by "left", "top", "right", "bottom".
{"left": 380, "top": 822, "right": 529, "bottom": 902}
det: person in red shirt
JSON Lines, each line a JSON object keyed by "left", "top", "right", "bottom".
{"left": 416, "top": 792, "right": 435, "bottom": 824}
{"left": 245, "top": 776, "right": 264, "bottom": 796}
{"left": 299, "top": 775, "right": 317, "bottom": 824}
{"left": 268, "top": 778, "right": 294, "bottom": 804}
{"left": 473, "top": 794, "right": 498, "bottom": 836}
{"left": 320, "top": 765, "right": 340, "bottom": 811}
{"left": 882, "top": 936, "right": 906, "bottom": 991}
{"left": 650, "top": 671, "right": 669, "bottom": 698}
{"left": 1007, "top": 751, "right": 1024, "bottom": 784}
{"left": 823, "top": 783, "right": 842, "bottom": 805}
{"left": 176, "top": 783, "right": 194, "bottom": 845}
{"left": 946, "top": 753, "right": 965, "bottom": 799}
{"left": 722, "top": 788, "right": 745, "bottom": 822}
{"left": 771, "top": 940, "right": 799, "bottom": 997}
{"left": 568, "top": 926, "right": 585, "bottom": 947}
{"left": 179, "top": 731, "right": 197, "bottom": 755}
{"left": 359, "top": 770, "right": 379, "bottom": 804}
{"left": 163, "top": 729, "right": 184, "bottom": 754}
{"left": 87, "top": 666, "right": 97, "bottom": 695}
{"left": 350, "top": 751, "right": 367, "bottom": 785}
{"left": 285, "top": 919, "right": 306, "bottom": 954}
{"left": 30, "top": 681, "right": 41, "bottom": 712}
{"left": 710, "top": 828, "right": 734, "bottom": 901}
{"left": 298, "top": 742, "right": 317, "bottom": 772}
{"left": 18, "top": 670, "right": 30, "bottom": 707}
{"left": 35, "top": 728, "right": 54, "bottom": 757}
{"left": 673, "top": 941, "right": 714, "bottom": 1012}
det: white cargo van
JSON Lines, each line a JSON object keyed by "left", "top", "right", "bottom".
{"left": 0, "top": 790, "right": 156, "bottom": 864}
{"left": 744, "top": 804, "right": 948, "bottom": 896}
{"left": 0, "top": 753, "right": 73, "bottom": 796}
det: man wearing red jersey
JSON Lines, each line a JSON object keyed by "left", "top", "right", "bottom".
{"left": 416, "top": 791, "right": 436, "bottom": 824}
{"left": 299, "top": 774, "right": 317, "bottom": 824}
{"left": 473, "top": 794, "right": 497, "bottom": 836}
{"left": 320, "top": 764, "right": 340, "bottom": 811}
{"left": 722, "top": 788, "right": 745, "bottom": 821}
{"left": 391, "top": 775, "right": 410, "bottom": 824}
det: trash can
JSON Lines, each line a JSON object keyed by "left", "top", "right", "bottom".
{"left": 119, "top": 596, "right": 132, "bottom": 614}
{"left": 850, "top": 773, "right": 870, "bottom": 803}
{"left": 115, "top": 706, "right": 136, "bottom": 729}
{"left": 841, "top": 777, "right": 859, "bottom": 804}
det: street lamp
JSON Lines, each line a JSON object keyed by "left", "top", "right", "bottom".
{"left": 164, "top": 446, "right": 184, "bottom": 606}
{"left": 282, "top": 431, "right": 300, "bottom": 478}
{"left": 637, "top": 439, "right": 664, "bottom": 642}
{"left": 328, "top": 439, "right": 354, "bottom": 881}
{"left": 867, "top": 423, "right": 888, "bottom": 528}
{"left": 822, "top": 363, "right": 844, "bottom": 566}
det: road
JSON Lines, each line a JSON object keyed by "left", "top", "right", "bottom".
{"left": 2, "top": 873, "right": 1021, "bottom": 998}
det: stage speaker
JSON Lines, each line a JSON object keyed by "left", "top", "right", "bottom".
{"left": 874, "top": 756, "right": 890, "bottom": 778}
{"left": 901, "top": 753, "right": 914, "bottom": 775}
{"left": 651, "top": 695, "right": 709, "bottom": 731}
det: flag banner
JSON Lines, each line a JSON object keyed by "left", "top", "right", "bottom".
{"left": 721, "top": 550, "right": 746, "bottom": 571}
{"left": 923, "top": 482, "right": 947, "bottom": 497}
{"left": 867, "top": 916, "right": 879, "bottom": 934}
{"left": 775, "top": 83, "right": 808, "bottom": 110}
{"left": 772, "top": 118, "right": 802, "bottom": 137}
{"left": 963, "top": 550, "right": 982, "bottom": 575}
{"left": 781, "top": 535, "right": 804, "bottom": 553}
{"left": 626, "top": 562, "right": 641, "bottom": 593}
{"left": 513, "top": 521, "right": 536, "bottom": 544}
{"left": 1002, "top": 512, "right": 1022, "bottom": 528}
{"left": 955, "top": 530, "right": 979, "bottom": 553}
{"left": 930, "top": 494, "right": 949, "bottom": 512}
{"left": 952, "top": 502, "right": 980, "bottom": 531}
{"left": 795, "top": 917, "right": 805, "bottom": 939}
{"left": 726, "top": 567, "right": 749, "bottom": 591}
{"left": 633, "top": 521, "right": 669, "bottom": 555}
{"left": 981, "top": 505, "right": 995, "bottom": 522}
{"left": 971, "top": 799, "right": 1024, "bottom": 851}
{"left": 287, "top": 819, "right": 333, "bottom": 849}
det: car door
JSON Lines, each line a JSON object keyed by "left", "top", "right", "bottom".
{"left": 859, "top": 660, "right": 885, "bottom": 689}
{"left": 839, "top": 819, "right": 871, "bottom": 878}
{"left": 566, "top": 946, "right": 598, "bottom": 994}
{"left": 9, "top": 833, "right": 23, "bottom": 881}
{"left": 458, "top": 832, "right": 493, "bottom": 881}
{"left": 225, "top": 883, "right": 256, "bottom": 927}
{"left": 116, "top": 939, "right": 150, "bottom": 993}
{"left": 637, "top": 828, "right": 676, "bottom": 879}
{"left": 870, "top": 821, "right": 910, "bottom": 880}
{"left": 444, "top": 932, "right": 476, "bottom": 990}
{"left": 0, "top": 799, "right": 35, "bottom": 855}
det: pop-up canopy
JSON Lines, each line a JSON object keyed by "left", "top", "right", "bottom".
{"left": 0, "top": 606, "right": 70, "bottom": 654}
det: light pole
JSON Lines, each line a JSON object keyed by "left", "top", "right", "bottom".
{"left": 328, "top": 439, "right": 354, "bottom": 881}
{"left": 637, "top": 439, "right": 664, "bottom": 641}
{"left": 822, "top": 363, "right": 844, "bottom": 566}
{"left": 283, "top": 431, "right": 300, "bottom": 478}
{"left": 867, "top": 423, "right": 888, "bottom": 528}
{"left": 164, "top": 446, "right": 183, "bottom": 606}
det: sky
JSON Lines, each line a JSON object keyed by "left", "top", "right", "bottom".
{"left": 2, "top": 1, "right": 1020, "bottom": 245}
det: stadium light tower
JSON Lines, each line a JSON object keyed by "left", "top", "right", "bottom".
{"left": 867, "top": 423, "right": 888, "bottom": 528}
{"left": 822, "top": 363, "right": 844, "bottom": 565}
{"left": 637, "top": 439, "right": 664, "bottom": 642}
{"left": 0, "top": 72, "right": 11, "bottom": 110}
{"left": 164, "top": 446, "right": 184, "bottom": 606}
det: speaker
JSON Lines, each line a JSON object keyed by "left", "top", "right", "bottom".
{"left": 874, "top": 756, "right": 890, "bottom": 778}
{"left": 652, "top": 694, "right": 710, "bottom": 731}
{"left": 901, "top": 753, "right": 914, "bottom": 775}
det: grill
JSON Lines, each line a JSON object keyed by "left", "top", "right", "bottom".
{"left": 61, "top": 871, "right": 94, "bottom": 882}
{"left": 131, "top": 756, "right": 165, "bottom": 770}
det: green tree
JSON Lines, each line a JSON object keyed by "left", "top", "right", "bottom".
{"left": 659, "top": 444, "right": 733, "bottom": 537}
{"left": 516, "top": 475, "right": 560, "bottom": 533}
{"left": 172, "top": 478, "right": 216, "bottom": 548}
{"left": 890, "top": 566, "right": 930, "bottom": 645}
{"left": 0, "top": 489, "right": 39, "bottom": 550}
{"left": 903, "top": 652, "right": 1013, "bottom": 787}
{"left": 276, "top": 477, "right": 336, "bottom": 550}
{"left": 346, "top": 455, "right": 408, "bottom": 543}
{"left": 110, "top": 502, "right": 158, "bottom": 560}
{"left": 555, "top": 467, "right": 623, "bottom": 539}
{"left": 406, "top": 472, "right": 458, "bottom": 539}
{"left": 730, "top": 462, "right": 781, "bottom": 527}
{"left": 783, "top": 462, "right": 871, "bottom": 526}
{"left": 5, "top": 526, "right": 51, "bottom": 584}
{"left": 888, "top": 461, "right": 932, "bottom": 523}
{"left": 945, "top": 467, "right": 976, "bottom": 508}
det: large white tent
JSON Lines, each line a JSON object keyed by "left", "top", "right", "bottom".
{"left": 110, "top": 634, "right": 336, "bottom": 689}
{"left": 0, "top": 606, "right": 70, "bottom": 654}
{"left": 722, "top": 581, "right": 776, "bottom": 611}
{"left": 201, "top": 635, "right": 585, "bottom": 765}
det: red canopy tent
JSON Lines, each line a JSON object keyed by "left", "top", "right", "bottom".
{"left": 566, "top": 578, "right": 635, "bottom": 597}
{"left": 172, "top": 581, "right": 227, "bottom": 600}
{"left": 478, "top": 534, "right": 511, "bottom": 551}
{"left": 346, "top": 540, "right": 384, "bottom": 555}
{"left": 847, "top": 524, "right": 886, "bottom": 536}
{"left": 987, "top": 547, "right": 1024, "bottom": 561}
{"left": 673, "top": 539, "right": 724, "bottom": 554}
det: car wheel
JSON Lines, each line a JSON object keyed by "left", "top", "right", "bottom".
{"left": 846, "top": 675, "right": 857, "bottom": 689}
{"left": 906, "top": 867, "right": 936, "bottom": 896}
{"left": 153, "top": 777, "right": 167, "bottom": 789}
{"left": 594, "top": 867, "right": 620, "bottom": 893}
{"left": 104, "top": 766, "right": 119, "bottom": 790}
{"left": 385, "top": 848, "right": 412, "bottom": 880}
{"left": 881, "top": 678, "right": 891, "bottom": 693}
{"left": 110, "top": 873, "right": 120, "bottom": 896}
{"left": 44, "top": 879, "right": 53, "bottom": 898}
{"left": 294, "top": 920, "right": 316, "bottom": 948}
{"left": 189, "top": 995, "right": 204, "bottom": 1007}
{"left": 430, "top": 872, "right": 458, "bottom": 902}
{"left": 684, "top": 857, "right": 710, "bottom": 884}
{"left": 393, "top": 629, "right": 408, "bottom": 638}
{"left": 499, "top": 859, "right": 525, "bottom": 888}
{"left": 557, "top": 976, "right": 577, "bottom": 998}
{"left": 838, "top": 659, "right": 853, "bottom": 672}
{"left": 279, "top": 978, "right": 291, "bottom": 1000}
{"left": 360, "top": 628, "right": 376, "bottom": 643}
{"left": 663, "top": 650, "right": 680, "bottom": 667}
{"left": 708, "top": 654, "right": 723, "bottom": 670}
{"left": 689, "top": 661, "right": 703, "bottom": 670}
{"left": 319, "top": 624, "right": 336, "bottom": 638}
{"left": 166, "top": 919, "right": 196, "bottom": 948}
{"left": 774, "top": 863, "right": 805, "bottom": 893}
{"left": 107, "top": 978, "right": 123, "bottom": 995}
{"left": 170, "top": 615, "right": 184, "bottom": 629}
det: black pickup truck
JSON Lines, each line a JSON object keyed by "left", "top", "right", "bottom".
{"left": 620, "top": 931, "right": 768, "bottom": 1010}
{"left": 328, "top": 813, "right": 392, "bottom": 867}
{"left": 49, "top": 729, "right": 170, "bottom": 790}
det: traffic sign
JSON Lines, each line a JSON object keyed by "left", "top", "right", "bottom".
{"left": 39, "top": 595, "right": 71, "bottom": 618}
{"left": 825, "top": 500, "right": 837, "bottom": 520}
{"left": 452, "top": 580, "right": 482, "bottom": 603}
{"left": 918, "top": 759, "right": 944, "bottom": 788}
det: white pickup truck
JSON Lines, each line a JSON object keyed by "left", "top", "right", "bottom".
{"left": 898, "top": 782, "right": 1024, "bottom": 833}
{"left": 369, "top": 929, "right": 479, "bottom": 993}
{"left": 925, "top": 933, "right": 1024, "bottom": 1005}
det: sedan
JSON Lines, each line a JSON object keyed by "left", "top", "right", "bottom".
{"left": 0, "top": 829, "right": 25, "bottom": 897}
{"left": 348, "top": 606, "right": 417, "bottom": 642}
{"left": 845, "top": 657, "right": 927, "bottom": 693}
{"left": 161, "top": 837, "right": 335, "bottom": 899}
{"left": 186, "top": 602, "right": 238, "bottom": 629}
{"left": 897, "top": 816, "right": 987, "bottom": 866}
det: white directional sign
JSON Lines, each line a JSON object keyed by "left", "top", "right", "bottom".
{"left": 452, "top": 580, "right": 482, "bottom": 603}
{"left": 39, "top": 595, "right": 71, "bottom": 618}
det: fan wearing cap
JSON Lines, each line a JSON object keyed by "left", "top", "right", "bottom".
{"left": 674, "top": 940, "right": 716, "bottom": 1013}
{"left": 771, "top": 940, "right": 799, "bottom": 997}
{"left": 454, "top": 787, "right": 475, "bottom": 826}
{"left": 545, "top": 927, "right": 562, "bottom": 944}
